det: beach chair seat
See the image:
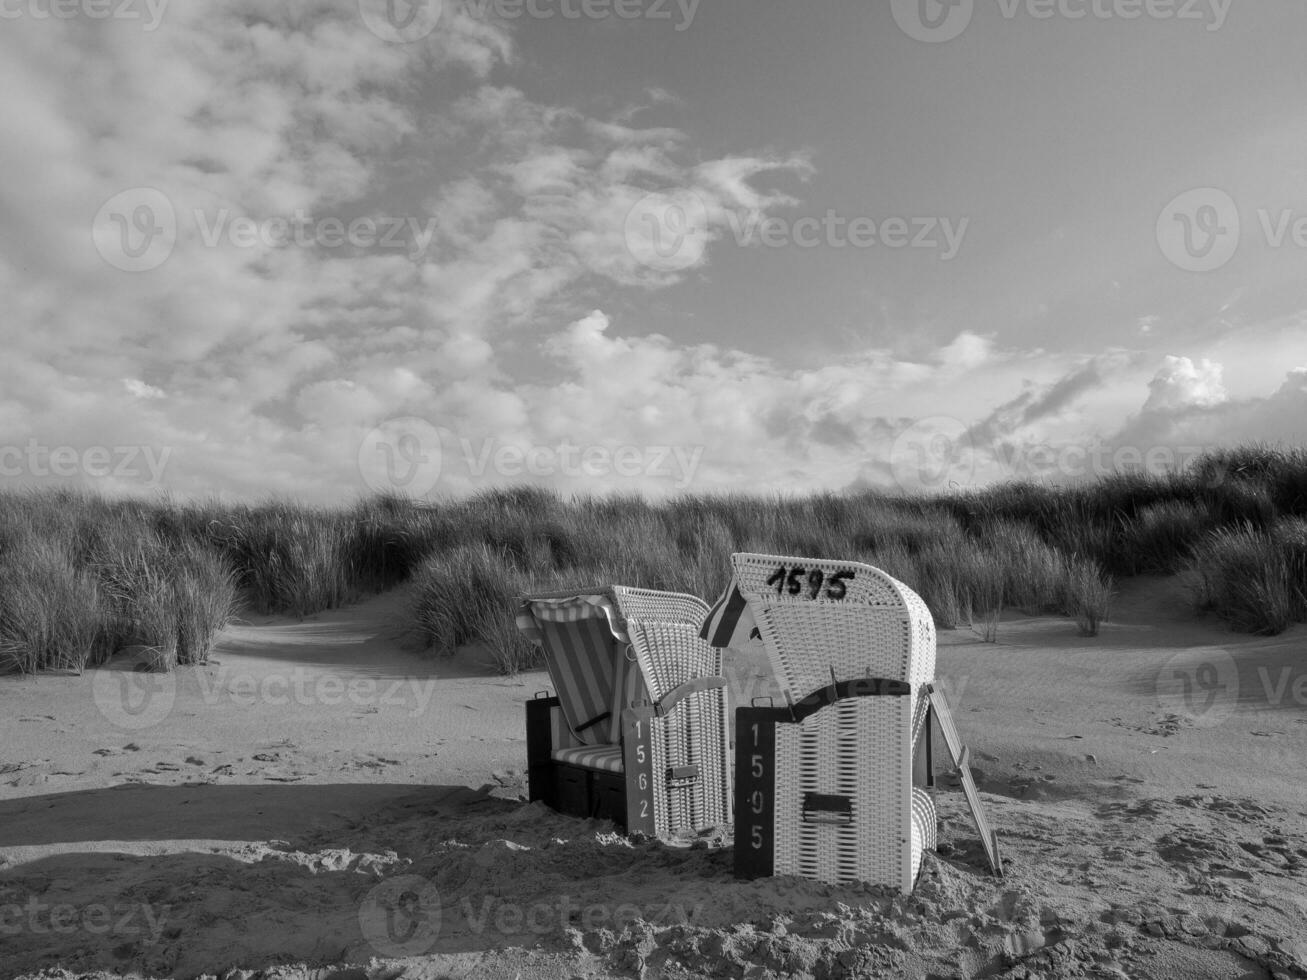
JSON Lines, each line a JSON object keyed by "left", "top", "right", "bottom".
{"left": 703, "top": 553, "right": 943, "bottom": 892}
{"left": 552, "top": 744, "right": 624, "bottom": 773}
{"left": 517, "top": 586, "right": 732, "bottom": 838}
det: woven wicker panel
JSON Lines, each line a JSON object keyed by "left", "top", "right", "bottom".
{"left": 667, "top": 702, "right": 690, "bottom": 832}
{"left": 730, "top": 553, "right": 935, "bottom": 701}
{"left": 911, "top": 787, "right": 937, "bottom": 878}
{"left": 612, "top": 586, "right": 713, "bottom": 629}
{"left": 718, "top": 683, "right": 734, "bottom": 821}
{"left": 686, "top": 694, "right": 705, "bottom": 828}
{"left": 910, "top": 693, "right": 931, "bottom": 761}
{"left": 637, "top": 689, "right": 732, "bottom": 835}
{"left": 695, "top": 687, "right": 731, "bottom": 827}
{"left": 650, "top": 712, "right": 671, "bottom": 836}
{"left": 616, "top": 592, "right": 715, "bottom": 689}
{"left": 624, "top": 622, "right": 714, "bottom": 703}
{"left": 773, "top": 698, "right": 916, "bottom": 889}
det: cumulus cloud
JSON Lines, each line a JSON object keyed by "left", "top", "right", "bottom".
{"left": 1107, "top": 361, "right": 1307, "bottom": 462}
{"left": 1141, "top": 356, "right": 1229, "bottom": 413}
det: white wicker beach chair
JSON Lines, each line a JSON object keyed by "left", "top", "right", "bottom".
{"left": 516, "top": 586, "right": 732, "bottom": 838}
{"left": 703, "top": 553, "right": 939, "bottom": 892}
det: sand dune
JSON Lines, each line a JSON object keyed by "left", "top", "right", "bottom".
{"left": 2, "top": 580, "right": 1305, "bottom": 979}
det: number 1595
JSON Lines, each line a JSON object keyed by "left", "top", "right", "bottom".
{"left": 764, "top": 565, "right": 855, "bottom": 600}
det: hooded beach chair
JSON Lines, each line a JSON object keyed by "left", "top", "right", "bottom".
{"left": 516, "top": 586, "right": 732, "bottom": 838}
{"left": 703, "top": 553, "right": 1000, "bottom": 893}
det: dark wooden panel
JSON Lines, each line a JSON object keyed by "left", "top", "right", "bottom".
{"left": 525, "top": 696, "right": 560, "bottom": 809}
{"left": 733, "top": 707, "right": 776, "bottom": 879}
{"left": 621, "top": 705, "right": 658, "bottom": 836}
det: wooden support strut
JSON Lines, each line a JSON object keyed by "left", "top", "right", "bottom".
{"left": 925, "top": 683, "right": 1003, "bottom": 876}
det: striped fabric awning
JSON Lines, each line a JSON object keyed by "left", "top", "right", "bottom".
{"left": 699, "top": 578, "right": 762, "bottom": 650}
{"left": 515, "top": 594, "right": 629, "bottom": 645}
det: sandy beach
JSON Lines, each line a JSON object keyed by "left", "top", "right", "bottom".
{"left": 2, "top": 577, "right": 1304, "bottom": 979}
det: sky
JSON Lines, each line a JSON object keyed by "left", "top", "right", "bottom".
{"left": 1, "top": 0, "right": 1305, "bottom": 503}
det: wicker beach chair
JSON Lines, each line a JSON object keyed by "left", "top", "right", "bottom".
{"left": 702, "top": 553, "right": 940, "bottom": 892}
{"left": 516, "top": 586, "right": 732, "bottom": 838}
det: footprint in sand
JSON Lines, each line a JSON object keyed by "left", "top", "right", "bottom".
{"left": 263, "top": 769, "right": 309, "bottom": 783}
{"left": 1145, "top": 714, "right": 1188, "bottom": 737}
{"left": 1176, "top": 795, "right": 1275, "bottom": 820}
{"left": 346, "top": 755, "right": 401, "bottom": 771}
{"left": 0, "top": 761, "right": 46, "bottom": 775}
{"left": 2, "top": 761, "right": 56, "bottom": 787}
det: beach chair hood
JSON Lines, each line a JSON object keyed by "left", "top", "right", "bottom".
{"left": 702, "top": 552, "right": 936, "bottom": 702}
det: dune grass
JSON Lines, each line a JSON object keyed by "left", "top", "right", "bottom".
{"left": 1186, "top": 518, "right": 1307, "bottom": 635}
{"left": 0, "top": 526, "right": 102, "bottom": 674}
{"left": 0, "top": 493, "right": 238, "bottom": 673}
{"left": 1, "top": 444, "right": 1305, "bottom": 674}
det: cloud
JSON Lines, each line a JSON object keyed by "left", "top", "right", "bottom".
{"left": 1108, "top": 361, "right": 1307, "bottom": 460}
{"left": 937, "top": 331, "right": 993, "bottom": 372}
{"left": 0, "top": 6, "right": 819, "bottom": 500}
{"left": 123, "top": 379, "right": 166, "bottom": 400}
{"left": 1141, "top": 355, "right": 1228, "bottom": 413}
{"left": 935, "top": 353, "right": 1307, "bottom": 487}
{"left": 4, "top": 7, "right": 1303, "bottom": 503}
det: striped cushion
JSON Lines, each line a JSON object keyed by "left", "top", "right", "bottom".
{"left": 553, "top": 744, "right": 624, "bottom": 773}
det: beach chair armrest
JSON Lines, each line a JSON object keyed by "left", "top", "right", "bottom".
{"left": 747, "top": 676, "right": 910, "bottom": 725}
{"left": 653, "top": 676, "right": 727, "bottom": 716}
